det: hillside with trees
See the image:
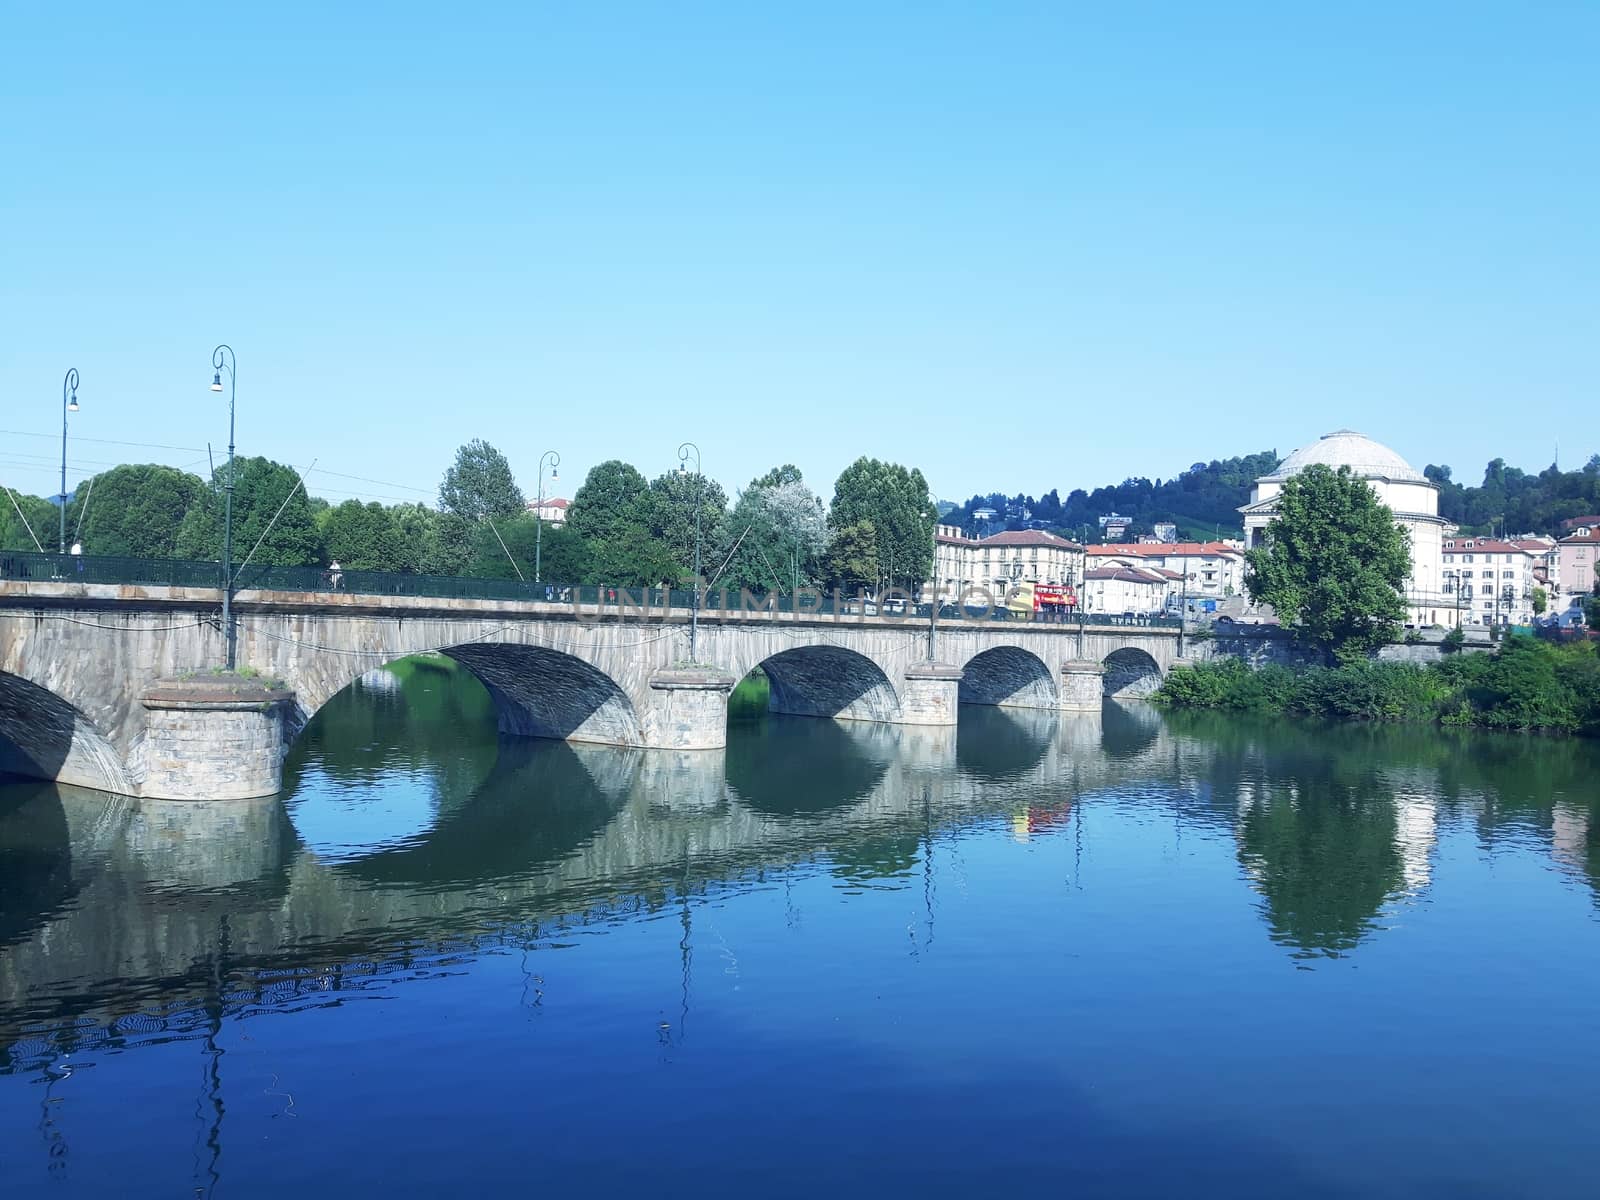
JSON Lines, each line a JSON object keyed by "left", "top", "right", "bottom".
{"left": 1425, "top": 455, "right": 1600, "bottom": 534}
{"left": 945, "top": 451, "right": 1280, "bottom": 542}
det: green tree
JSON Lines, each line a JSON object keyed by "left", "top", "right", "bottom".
{"left": 321, "top": 500, "right": 406, "bottom": 571}
{"left": 565, "top": 460, "right": 678, "bottom": 586}
{"left": 466, "top": 514, "right": 592, "bottom": 584}
{"left": 827, "top": 457, "right": 935, "bottom": 592}
{"left": 174, "top": 457, "right": 322, "bottom": 567}
{"left": 0, "top": 486, "right": 57, "bottom": 552}
{"left": 1531, "top": 586, "right": 1548, "bottom": 616}
{"left": 438, "top": 440, "right": 525, "bottom": 522}
{"left": 1245, "top": 463, "right": 1411, "bottom": 661}
{"left": 389, "top": 503, "right": 457, "bottom": 575}
{"left": 823, "top": 519, "right": 880, "bottom": 593}
{"left": 647, "top": 469, "right": 728, "bottom": 580}
{"left": 566, "top": 461, "right": 652, "bottom": 545}
{"left": 720, "top": 470, "right": 827, "bottom": 593}
{"left": 62, "top": 464, "right": 204, "bottom": 558}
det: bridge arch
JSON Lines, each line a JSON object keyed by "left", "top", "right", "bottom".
{"left": 1102, "top": 647, "right": 1164, "bottom": 699}
{"left": 441, "top": 643, "right": 644, "bottom": 746}
{"left": 957, "top": 645, "right": 1057, "bottom": 708}
{"left": 0, "top": 669, "right": 131, "bottom": 794}
{"left": 738, "top": 644, "right": 901, "bottom": 723}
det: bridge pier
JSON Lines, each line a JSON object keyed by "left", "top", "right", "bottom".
{"left": 644, "top": 668, "right": 737, "bottom": 750}
{"left": 1059, "top": 660, "right": 1105, "bottom": 712}
{"left": 138, "top": 677, "right": 296, "bottom": 801}
{"left": 899, "top": 662, "right": 964, "bottom": 725}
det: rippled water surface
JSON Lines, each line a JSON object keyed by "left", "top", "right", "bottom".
{"left": 2, "top": 659, "right": 1598, "bottom": 1198}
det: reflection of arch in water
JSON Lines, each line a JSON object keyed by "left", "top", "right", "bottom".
{"left": 1101, "top": 698, "right": 1163, "bottom": 758}
{"left": 726, "top": 717, "right": 894, "bottom": 815}
{"left": 0, "top": 670, "right": 130, "bottom": 794}
{"left": 1102, "top": 647, "right": 1164, "bottom": 699}
{"left": 956, "top": 706, "right": 1055, "bottom": 780}
{"left": 0, "top": 781, "right": 77, "bottom": 949}
{"left": 283, "top": 662, "right": 505, "bottom": 862}
{"left": 958, "top": 646, "right": 1057, "bottom": 709}
{"left": 335, "top": 738, "right": 630, "bottom": 887}
{"left": 746, "top": 645, "right": 901, "bottom": 722}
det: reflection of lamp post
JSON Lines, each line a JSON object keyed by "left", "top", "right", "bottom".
{"left": 534, "top": 450, "right": 559, "bottom": 584}
{"left": 677, "top": 442, "right": 702, "bottom": 662}
{"left": 209, "top": 345, "right": 238, "bottom": 669}
{"left": 59, "top": 368, "right": 79, "bottom": 554}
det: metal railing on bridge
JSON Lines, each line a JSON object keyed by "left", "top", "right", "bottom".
{"left": 0, "top": 551, "right": 1181, "bottom": 628}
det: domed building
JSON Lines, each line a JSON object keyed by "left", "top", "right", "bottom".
{"left": 1239, "top": 430, "right": 1456, "bottom": 627}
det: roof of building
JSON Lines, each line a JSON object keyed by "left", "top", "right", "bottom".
{"left": 1259, "top": 429, "right": 1427, "bottom": 485}
{"left": 1083, "top": 566, "right": 1172, "bottom": 585}
{"left": 1086, "top": 540, "right": 1242, "bottom": 558}
{"left": 980, "top": 530, "right": 1083, "bottom": 550}
{"left": 940, "top": 529, "right": 1084, "bottom": 550}
{"left": 1559, "top": 515, "right": 1600, "bottom": 531}
{"left": 1444, "top": 536, "right": 1544, "bottom": 555}
{"left": 527, "top": 496, "right": 570, "bottom": 510}
{"left": 1559, "top": 526, "right": 1600, "bottom": 545}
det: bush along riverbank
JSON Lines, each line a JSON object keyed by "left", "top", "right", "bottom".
{"left": 1156, "top": 636, "right": 1600, "bottom": 735}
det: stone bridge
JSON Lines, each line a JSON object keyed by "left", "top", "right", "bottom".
{"left": 0, "top": 579, "right": 1187, "bottom": 799}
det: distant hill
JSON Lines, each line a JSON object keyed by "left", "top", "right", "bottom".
{"left": 946, "top": 451, "right": 1280, "bottom": 542}
{"left": 1426, "top": 455, "right": 1600, "bottom": 535}
{"left": 946, "top": 448, "right": 1600, "bottom": 544}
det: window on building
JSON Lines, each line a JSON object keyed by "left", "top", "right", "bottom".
{"left": 1443, "top": 554, "right": 1454, "bottom": 563}
{"left": 1464, "top": 554, "right": 1474, "bottom": 562}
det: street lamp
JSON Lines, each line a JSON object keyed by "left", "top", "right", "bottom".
{"left": 59, "top": 368, "right": 79, "bottom": 554}
{"left": 209, "top": 345, "right": 238, "bottom": 669}
{"left": 678, "top": 441, "right": 702, "bottom": 663}
{"left": 534, "top": 449, "right": 560, "bottom": 585}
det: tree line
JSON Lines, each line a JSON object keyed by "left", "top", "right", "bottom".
{"left": 0, "top": 442, "right": 937, "bottom": 594}
{"left": 945, "top": 451, "right": 1282, "bottom": 541}
{"left": 945, "top": 448, "right": 1600, "bottom": 543}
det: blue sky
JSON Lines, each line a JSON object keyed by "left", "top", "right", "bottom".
{"left": 2, "top": 2, "right": 1595, "bottom": 510}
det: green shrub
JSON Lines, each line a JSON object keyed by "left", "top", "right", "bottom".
{"left": 1157, "top": 639, "right": 1600, "bottom": 737}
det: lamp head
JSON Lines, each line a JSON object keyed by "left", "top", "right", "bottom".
{"left": 211, "top": 373, "right": 224, "bottom": 392}
{"left": 67, "top": 394, "right": 79, "bottom": 413}
{"left": 550, "top": 467, "right": 558, "bottom": 481}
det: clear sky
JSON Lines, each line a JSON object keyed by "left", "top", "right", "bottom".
{"left": 2, "top": 2, "right": 1596, "bottom": 510}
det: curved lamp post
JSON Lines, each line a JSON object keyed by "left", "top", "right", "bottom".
{"left": 59, "top": 368, "right": 80, "bottom": 554}
{"left": 534, "top": 449, "right": 560, "bottom": 584}
{"left": 209, "top": 345, "right": 237, "bottom": 669}
{"left": 678, "top": 441, "right": 702, "bottom": 663}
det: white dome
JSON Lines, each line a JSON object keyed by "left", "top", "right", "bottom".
{"left": 1261, "top": 429, "right": 1427, "bottom": 484}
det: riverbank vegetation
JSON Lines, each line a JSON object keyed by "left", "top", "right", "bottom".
{"left": 1157, "top": 637, "right": 1600, "bottom": 735}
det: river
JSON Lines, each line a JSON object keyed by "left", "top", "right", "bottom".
{"left": 2, "top": 657, "right": 1597, "bottom": 1198}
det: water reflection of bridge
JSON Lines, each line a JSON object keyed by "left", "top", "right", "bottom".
{"left": 3, "top": 703, "right": 1596, "bottom": 1070}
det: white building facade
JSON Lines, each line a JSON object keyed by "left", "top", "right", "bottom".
{"left": 1081, "top": 565, "right": 1179, "bottom": 616}
{"left": 1441, "top": 537, "right": 1540, "bottom": 627}
{"left": 1085, "top": 542, "right": 1247, "bottom": 604}
{"left": 928, "top": 525, "right": 1085, "bottom": 603}
{"left": 1239, "top": 430, "right": 1455, "bottom": 628}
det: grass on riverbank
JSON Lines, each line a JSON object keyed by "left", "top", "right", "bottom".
{"left": 1157, "top": 636, "right": 1600, "bottom": 735}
